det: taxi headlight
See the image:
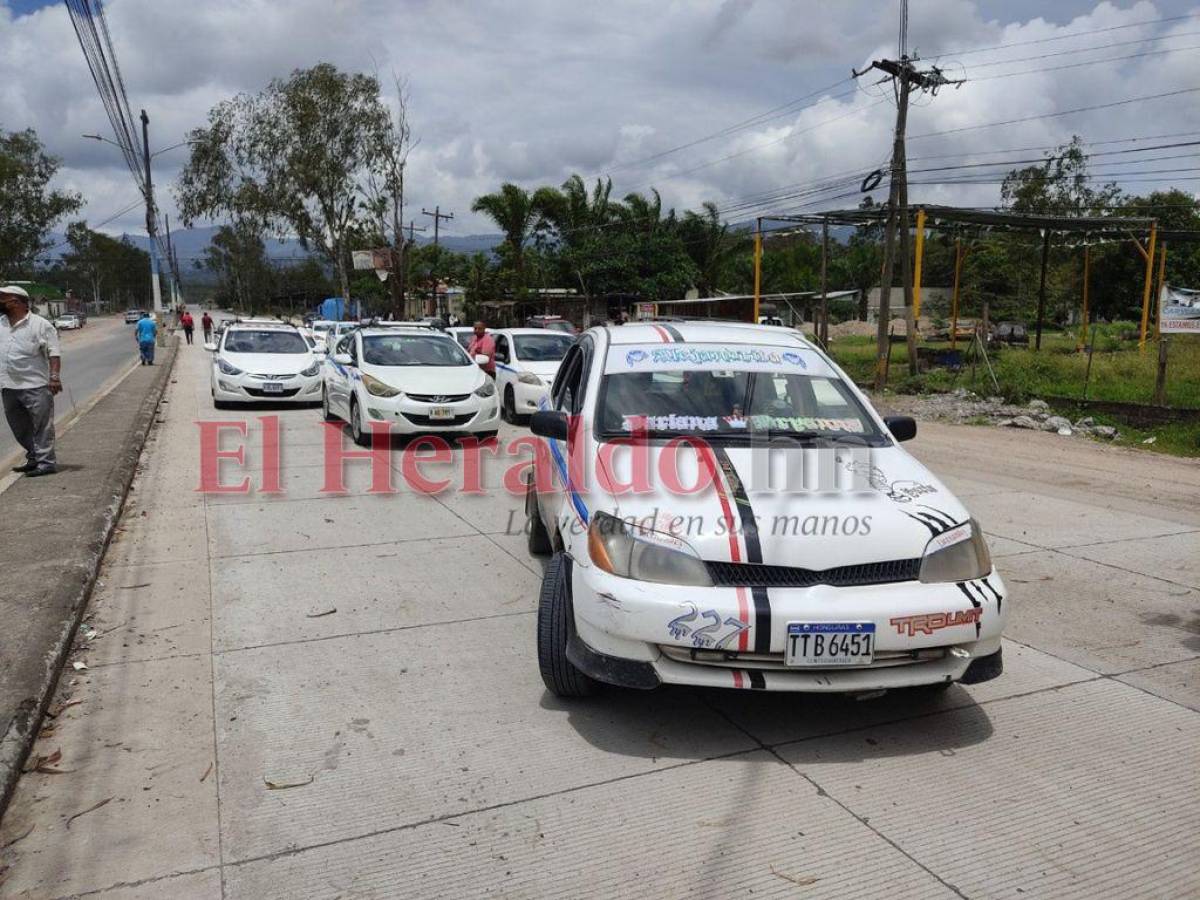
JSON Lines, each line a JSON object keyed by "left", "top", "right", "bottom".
{"left": 217, "top": 358, "right": 243, "bottom": 376}
{"left": 300, "top": 361, "right": 321, "bottom": 377}
{"left": 517, "top": 371, "right": 542, "bottom": 385}
{"left": 919, "top": 519, "right": 992, "bottom": 584}
{"left": 588, "top": 511, "right": 712, "bottom": 587}
{"left": 474, "top": 380, "right": 496, "bottom": 398}
{"left": 361, "top": 373, "right": 402, "bottom": 398}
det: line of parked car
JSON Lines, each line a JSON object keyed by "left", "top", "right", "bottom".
{"left": 202, "top": 312, "right": 1009, "bottom": 701}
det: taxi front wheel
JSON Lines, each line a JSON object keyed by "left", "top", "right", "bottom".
{"left": 537, "top": 554, "right": 597, "bottom": 698}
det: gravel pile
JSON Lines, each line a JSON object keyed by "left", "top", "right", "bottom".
{"left": 881, "top": 389, "right": 1119, "bottom": 440}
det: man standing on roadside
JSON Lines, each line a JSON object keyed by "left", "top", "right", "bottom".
{"left": 201, "top": 310, "right": 213, "bottom": 343}
{"left": 136, "top": 311, "right": 157, "bottom": 365}
{"left": 180, "top": 310, "right": 195, "bottom": 345}
{"left": 467, "top": 320, "right": 495, "bottom": 377}
{"left": 0, "top": 285, "right": 61, "bottom": 477}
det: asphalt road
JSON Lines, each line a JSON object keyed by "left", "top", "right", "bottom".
{"left": 0, "top": 346, "right": 1197, "bottom": 898}
{"left": 0, "top": 316, "right": 139, "bottom": 466}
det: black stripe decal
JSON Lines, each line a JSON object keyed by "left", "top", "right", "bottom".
{"left": 712, "top": 447, "right": 770, "bottom": 653}
{"left": 747, "top": 670, "right": 767, "bottom": 690}
{"left": 750, "top": 587, "right": 771, "bottom": 654}
{"left": 914, "top": 512, "right": 951, "bottom": 532}
{"left": 980, "top": 576, "right": 1003, "bottom": 613}
{"left": 904, "top": 511, "right": 941, "bottom": 536}
{"left": 916, "top": 505, "right": 956, "bottom": 528}
{"left": 661, "top": 323, "right": 685, "bottom": 342}
{"left": 956, "top": 582, "right": 983, "bottom": 637}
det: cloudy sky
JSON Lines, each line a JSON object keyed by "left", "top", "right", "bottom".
{"left": 2, "top": 0, "right": 1199, "bottom": 252}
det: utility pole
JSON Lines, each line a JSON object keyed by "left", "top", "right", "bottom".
{"left": 140, "top": 109, "right": 163, "bottom": 315}
{"left": 421, "top": 207, "right": 454, "bottom": 317}
{"left": 403, "top": 220, "right": 427, "bottom": 317}
{"left": 164, "top": 213, "right": 180, "bottom": 308}
{"left": 855, "top": 1, "right": 962, "bottom": 387}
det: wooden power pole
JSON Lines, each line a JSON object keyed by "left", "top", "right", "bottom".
{"left": 421, "top": 207, "right": 454, "bottom": 317}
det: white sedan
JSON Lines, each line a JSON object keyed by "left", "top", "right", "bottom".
{"left": 54, "top": 314, "right": 82, "bottom": 330}
{"left": 524, "top": 321, "right": 1008, "bottom": 697}
{"left": 207, "top": 323, "right": 323, "bottom": 408}
{"left": 493, "top": 328, "right": 575, "bottom": 424}
{"left": 322, "top": 326, "right": 500, "bottom": 445}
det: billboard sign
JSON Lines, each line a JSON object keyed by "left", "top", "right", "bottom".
{"left": 1161, "top": 286, "right": 1200, "bottom": 334}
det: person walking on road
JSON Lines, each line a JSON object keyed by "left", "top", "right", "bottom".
{"left": 201, "top": 311, "right": 213, "bottom": 343}
{"left": 180, "top": 310, "right": 195, "bottom": 345}
{"left": 467, "top": 320, "right": 495, "bottom": 377}
{"left": 0, "top": 285, "right": 61, "bottom": 477}
{"left": 136, "top": 311, "right": 157, "bottom": 365}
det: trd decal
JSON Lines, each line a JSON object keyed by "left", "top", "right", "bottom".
{"left": 837, "top": 457, "right": 940, "bottom": 506}
{"left": 889, "top": 608, "right": 982, "bottom": 637}
{"left": 667, "top": 604, "right": 750, "bottom": 650}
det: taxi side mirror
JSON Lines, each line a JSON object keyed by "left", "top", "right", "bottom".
{"left": 530, "top": 410, "right": 569, "bottom": 441}
{"left": 884, "top": 415, "right": 917, "bottom": 442}
{"left": 332, "top": 353, "right": 353, "bottom": 366}
{"left": 203, "top": 342, "right": 217, "bottom": 352}
{"left": 474, "top": 354, "right": 490, "bottom": 366}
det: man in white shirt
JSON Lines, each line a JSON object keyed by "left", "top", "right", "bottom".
{"left": 0, "top": 285, "right": 62, "bottom": 476}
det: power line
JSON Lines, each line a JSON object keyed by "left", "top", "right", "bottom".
{"left": 927, "top": 11, "right": 1200, "bottom": 60}
{"left": 908, "top": 86, "right": 1200, "bottom": 140}
{"left": 969, "top": 41, "right": 1200, "bottom": 82}
{"left": 962, "top": 27, "right": 1200, "bottom": 70}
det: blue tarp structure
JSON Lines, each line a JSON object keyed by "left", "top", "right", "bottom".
{"left": 317, "top": 297, "right": 358, "bottom": 320}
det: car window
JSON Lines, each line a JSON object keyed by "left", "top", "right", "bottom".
{"left": 494, "top": 335, "right": 510, "bottom": 364}
{"left": 553, "top": 346, "right": 583, "bottom": 413}
{"left": 361, "top": 334, "right": 471, "bottom": 367}
{"left": 513, "top": 333, "right": 573, "bottom": 362}
{"left": 223, "top": 330, "right": 308, "bottom": 354}
{"left": 598, "top": 369, "right": 882, "bottom": 440}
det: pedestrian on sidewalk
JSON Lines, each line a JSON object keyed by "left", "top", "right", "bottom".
{"left": 181, "top": 310, "right": 195, "bottom": 345}
{"left": 136, "top": 311, "right": 157, "bottom": 365}
{"left": 467, "top": 320, "right": 495, "bottom": 377}
{"left": 0, "top": 285, "right": 61, "bottom": 477}
{"left": 201, "top": 310, "right": 213, "bottom": 343}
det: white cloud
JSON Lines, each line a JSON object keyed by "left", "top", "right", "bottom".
{"left": 2, "top": 0, "right": 1198, "bottom": 248}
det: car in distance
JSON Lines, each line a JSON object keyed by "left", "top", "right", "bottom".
{"left": 53, "top": 314, "right": 82, "bottom": 330}
{"left": 524, "top": 321, "right": 1007, "bottom": 697}
{"left": 525, "top": 315, "right": 575, "bottom": 334}
{"left": 124, "top": 308, "right": 146, "bottom": 324}
{"left": 493, "top": 328, "right": 575, "bottom": 424}
{"left": 321, "top": 325, "right": 500, "bottom": 445}
{"left": 206, "top": 322, "right": 323, "bottom": 408}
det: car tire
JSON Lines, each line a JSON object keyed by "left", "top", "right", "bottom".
{"left": 321, "top": 386, "right": 338, "bottom": 422}
{"left": 537, "top": 553, "right": 598, "bottom": 698}
{"left": 350, "top": 398, "right": 371, "bottom": 447}
{"left": 502, "top": 386, "right": 517, "bottom": 424}
{"left": 525, "top": 477, "right": 553, "bottom": 556}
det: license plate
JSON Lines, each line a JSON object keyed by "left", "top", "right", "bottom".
{"left": 785, "top": 622, "right": 875, "bottom": 667}
{"left": 429, "top": 406, "right": 454, "bottom": 420}
{"left": 261, "top": 382, "right": 284, "bottom": 394}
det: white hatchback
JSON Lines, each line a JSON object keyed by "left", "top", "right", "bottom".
{"left": 207, "top": 323, "right": 323, "bottom": 407}
{"left": 525, "top": 321, "right": 1008, "bottom": 697}
{"left": 494, "top": 328, "right": 575, "bottom": 424}
{"left": 322, "top": 326, "right": 500, "bottom": 444}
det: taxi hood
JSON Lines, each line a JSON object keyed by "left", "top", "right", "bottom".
{"left": 590, "top": 441, "right": 969, "bottom": 569}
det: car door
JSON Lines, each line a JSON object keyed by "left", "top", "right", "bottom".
{"left": 493, "top": 333, "right": 513, "bottom": 397}
{"left": 328, "top": 334, "right": 356, "bottom": 416}
{"left": 540, "top": 343, "right": 587, "bottom": 541}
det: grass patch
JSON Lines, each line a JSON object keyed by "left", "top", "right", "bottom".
{"left": 828, "top": 323, "right": 1200, "bottom": 457}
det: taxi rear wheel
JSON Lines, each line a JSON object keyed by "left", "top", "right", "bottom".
{"left": 321, "top": 386, "right": 338, "bottom": 422}
{"left": 538, "top": 554, "right": 597, "bottom": 698}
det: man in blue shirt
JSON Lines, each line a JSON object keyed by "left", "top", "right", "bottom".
{"left": 136, "top": 312, "right": 157, "bottom": 365}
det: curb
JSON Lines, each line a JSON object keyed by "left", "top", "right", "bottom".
{"left": 0, "top": 340, "right": 180, "bottom": 820}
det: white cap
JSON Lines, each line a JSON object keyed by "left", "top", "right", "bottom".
{"left": 0, "top": 285, "right": 31, "bottom": 300}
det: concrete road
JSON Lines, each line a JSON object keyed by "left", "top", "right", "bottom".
{"left": 0, "top": 316, "right": 140, "bottom": 466}
{"left": 1, "top": 346, "right": 1197, "bottom": 898}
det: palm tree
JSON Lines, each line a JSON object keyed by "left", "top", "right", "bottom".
{"left": 679, "top": 202, "right": 739, "bottom": 296}
{"left": 470, "top": 183, "right": 557, "bottom": 292}
{"left": 620, "top": 189, "right": 668, "bottom": 236}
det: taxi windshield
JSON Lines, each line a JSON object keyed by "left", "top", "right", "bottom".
{"left": 362, "top": 334, "right": 470, "bottom": 366}
{"left": 597, "top": 369, "right": 884, "bottom": 443}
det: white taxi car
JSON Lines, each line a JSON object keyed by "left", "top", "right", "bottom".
{"left": 494, "top": 328, "right": 575, "bottom": 424}
{"left": 322, "top": 325, "right": 500, "bottom": 445}
{"left": 207, "top": 322, "right": 323, "bottom": 408}
{"left": 525, "top": 321, "right": 1007, "bottom": 697}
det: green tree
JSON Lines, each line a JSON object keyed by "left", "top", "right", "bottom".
{"left": 470, "top": 183, "right": 558, "bottom": 294}
{"left": 200, "top": 222, "right": 274, "bottom": 313}
{"left": 0, "top": 127, "right": 82, "bottom": 277}
{"left": 57, "top": 223, "right": 150, "bottom": 309}
{"left": 678, "top": 202, "right": 741, "bottom": 297}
